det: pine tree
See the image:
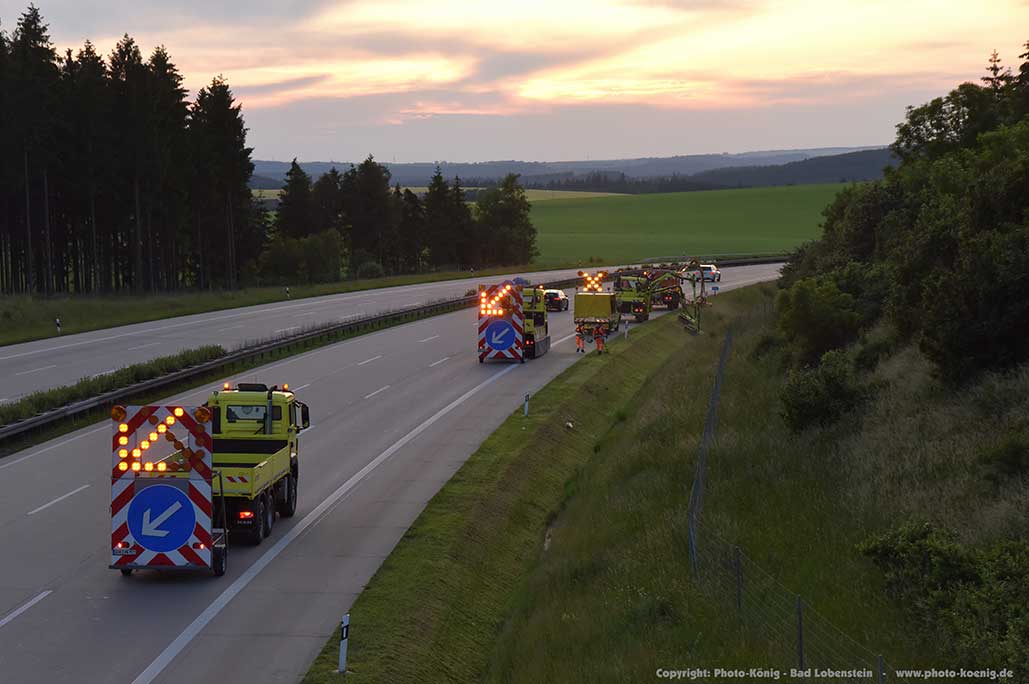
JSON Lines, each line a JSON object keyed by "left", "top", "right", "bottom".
{"left": 311, "top": 167, "right": 346, "bottom": 235}
{"left": 349, "top": 155, "right": 393, "bottom": 268}
{"left": 450, "top": 176, "right": 478, "bottom": 268}
{"left": 10, "top": 5, "right": 59, "bottom": 293}
{"left": 275, "top": 159, "right": 314, "bottom": 240}
{"left": 423, "top": 166, "right": 452, "bottom": 267}
{"left": 397, "top": 188, "right": 425, "bottom": 273}
{"left": 476, "top": 174, "right": 537, "bottom": 265}
{"left": 190, "top": 77, "right": 255, "bottom": 289}
{"left": 983, "top": 49, "right": 1011, "bottom": 94}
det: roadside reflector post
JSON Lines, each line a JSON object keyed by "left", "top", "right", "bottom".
{"left": 338, "top": 613, "right": 350, "bottom": 674}
{"left": 523, "top": 393, "right": 530, "bottom": 417}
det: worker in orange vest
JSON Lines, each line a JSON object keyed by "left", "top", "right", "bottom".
{"left": 575, "top": 325, "right": 585, "bottom": 353}
{"left": 594, "top": 326, "right": 605, "bottom": 354}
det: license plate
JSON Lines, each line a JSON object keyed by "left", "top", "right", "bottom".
{"left": 113, "top": 548, "right": 136, "bottom": 556}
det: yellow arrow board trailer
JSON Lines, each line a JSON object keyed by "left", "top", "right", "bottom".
{"left": 574, "top": 291, "right": 620, "bottom": 339}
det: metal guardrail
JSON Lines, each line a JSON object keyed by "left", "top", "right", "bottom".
{"left": 0, "top": 276, "right": 580, "bottom": 444}
{"left": 0, "top": 259, "right": 782, "bottom": 445}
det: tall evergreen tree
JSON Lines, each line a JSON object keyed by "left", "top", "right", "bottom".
{"left": 311, "top": 167, "right": 346, "bottom": 235}
{"left": 450, "top": 176, "right": 478, "bottom": 268}
{"left": 396, "top": 188, "right": 425, "bottom": 274}
{"left": 423, "top": 167, "right": 453, "bottom": 267}
{"left": 275, "top": 159, "right": 314, "bottom": 239}
{"left": 109, "top": 34, "right": 147, "bottom": 291}
{"left": 10, "top": 5, "right": 59, "bottom": 293}
{"left": 348, "top": 155, "right": 393, "bottom": 268}
{"left": 190, "top": 76, "right": 255, "bottom": 289}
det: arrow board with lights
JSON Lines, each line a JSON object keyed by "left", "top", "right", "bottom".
{"left": 478, "top": 281, "right": 524, "bottom": 363}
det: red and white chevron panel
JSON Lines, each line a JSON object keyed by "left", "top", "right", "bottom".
{"left": 477, "top": 281, "right": 524, "bottom": 363}
{"left": 110, "top": 405, "right": 214, "bottom": 570}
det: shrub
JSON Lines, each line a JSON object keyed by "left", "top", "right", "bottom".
{"left": 979, "top": 433, "right": 1029, "bottom": 485}
{"left": 776, "top": 277, "right": 862, "bottom": 365}
{"left": 861, "top": 523, "right": 1029, "bottom": 677}
{"left": 356, "top": 261, "right": 385, "bottom": 280}
{"left": 780, "top": 349, "right": 864, "bottom": 431}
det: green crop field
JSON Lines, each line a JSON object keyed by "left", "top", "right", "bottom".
{"left": 530, "top": 183, "right": 843, "bottom": 266}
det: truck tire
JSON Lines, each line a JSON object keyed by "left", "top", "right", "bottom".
{"left": 120, "top": 568, "right": 133, "bottom": 577}
{"left": 245, "top": 496, "right": 267, "bottom": 545}
{"left": 262, "top": 490, "right": 274, "bottom": 538}
{"left": 278, "top": 471, "right": 298, "bottom": 518}
{"left": 212, "top": 547, "right": 227, "bottom": 577}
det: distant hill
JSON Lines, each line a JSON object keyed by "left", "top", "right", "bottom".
{"left": 249, "top": 146, "right": 884, "bottom": 189}
{"left": 689, "top": 148, "right": 896, "bottom": 187}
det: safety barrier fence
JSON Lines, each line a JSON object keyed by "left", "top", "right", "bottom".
{"left": 685, "top": 330, "right": 915, "bottom": 684}
{"left": 0, "top": 277, "right": 581, "bottom": 443}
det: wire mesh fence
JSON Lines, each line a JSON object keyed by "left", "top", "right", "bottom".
{"left": 685, "top": 329, "right": 915, "bottom": 683}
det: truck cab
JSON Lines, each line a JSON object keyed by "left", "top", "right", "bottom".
{"left": 522, "top": 286, "right": 551, "bottom": 359}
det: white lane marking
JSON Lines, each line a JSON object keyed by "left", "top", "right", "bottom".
{"left": 129, "top": 363, "right": 519, "bottom": 684}
{"left": 292, "top": 383, "right": 311, "bottom": 392}
{"left": 0, "top": 590, "right": 52, "bottom": 630}
{"left": 127, "top": 342, "right": 161, "bottom": 351}
{"left": 0, "top": 425, "right": 107, "bottom": 472}
{"left": 357, "top": 355, "right": 382, "bottom": 366}
{"left": 15, "top": 364, "right": 56, "bottom": 376}
{"left": 26, "top": 484, "right": 91, "bottom": 516}
{"left": 429, "top": 357, "right": 450, "bottom": 367}
{"left": 364, "top": 385, "right": 390, "bottom": 399}
{"left": 293, "top": 312, "right": 318, "bottom": 317}
{"left": 418, "top": 335, "right": 440, "bottom": 343}
{"left": 93, "top": 368, "right": 117, "bottom": 378}
{"left": 274, "top": 326, "right": 299, "bottom": 334}
{"left": 216, "top": 325, "right": 243, "bottom": 332}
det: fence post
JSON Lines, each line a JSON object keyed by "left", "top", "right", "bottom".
{"left": 733, "top": 546, "right": 742, "bottom": 614}
{"left": 877, "top": 655, "right": 885, "bottom": 684}
{"left": 796, "top": 596, "right": 805, "bottom": 671}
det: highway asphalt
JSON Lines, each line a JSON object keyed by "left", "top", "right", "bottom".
{"left": 0, "top": 267, "right": 593, "bottom": 402}
{"left": 0, "top": 263, "right": 780, "bottom": 684}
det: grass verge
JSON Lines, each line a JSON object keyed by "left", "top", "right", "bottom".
{"left": 300, "top": 286, "right": 774, "bottom": 683}
{"left": 0, "top": 300, "right": 469, "bottom": 459}
{"left": 0, "top": 265, "right": 556, "bottom": 347}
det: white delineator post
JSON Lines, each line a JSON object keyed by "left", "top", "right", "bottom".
{"left": 523, "top": 393, "right": 530, "bottom": 417}
{"left": 338, "top": 613, "right": 350, "bottom": 674}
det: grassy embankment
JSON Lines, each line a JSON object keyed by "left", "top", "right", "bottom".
{"left": 302, "top": 277, "right": 1020, "bottom": 682}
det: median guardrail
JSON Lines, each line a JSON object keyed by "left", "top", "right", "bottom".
{"left": 0, "top": 259, "right": 782, "bottom": 446}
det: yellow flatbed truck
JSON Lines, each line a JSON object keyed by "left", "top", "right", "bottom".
{"left": 193, "top": 383, "right": 309, "bottom": 545}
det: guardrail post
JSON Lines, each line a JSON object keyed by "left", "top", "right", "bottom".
{"left": 338, "top": 612, "right": 350, "bottom": 674}
{"left": 796, "top": 596, "right": 805, "bottom": 670}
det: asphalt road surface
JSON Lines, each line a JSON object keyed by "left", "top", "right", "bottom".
{"left": 0, "top": 267, "right": 595, "bottom": 402}
{"left": 0, "top": 263, "right": 779, "bottom": 684}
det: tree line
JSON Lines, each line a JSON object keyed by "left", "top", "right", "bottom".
{"left": 0, "top": 5, "right": 539, "bottom": 296}
{"left": 264, "top": 160, "right": 537, "bottom": 283}
{"left": 0, "top": 5, "right": 258, "bottom": 295}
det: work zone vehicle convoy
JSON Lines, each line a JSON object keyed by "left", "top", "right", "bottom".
{"left": 109, "top": 383, "right": 310, "bottom": 578}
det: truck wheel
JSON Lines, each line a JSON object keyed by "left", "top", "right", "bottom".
{"left": 212, "top": 547, "right": 227, "bottom": 577}
{"left": 262, "top": 491, "right": 275, "bottom": 538}
{"left": 120, "top": 568, "right": 133, "bottom": 577}
{"left": 246, "top": 496, "right": 266, "bottom": 545}
{"left": 278, "top": 472, "right": 298, "bottom": 518}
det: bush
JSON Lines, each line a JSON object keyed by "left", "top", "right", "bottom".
{"left": 780, "top": 349, "right": 864, "bottom": 431}
{"left": 356, "top": 261, "right": 385, "bottom": 280}
{"left": 861, "top": 523, "right": 1029, "bottom": 678}
{"left": 979, "top": 433, "right": 1029, "bottom": 485}
{"left": 776, "top": 277, "right": 862, "bottom": 365}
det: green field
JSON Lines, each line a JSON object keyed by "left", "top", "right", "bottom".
{"left": 529, "top": 184, "right": 842, "bottom": 266}
{"left": 252, "top": 187, "right": 622, "bottom": 201}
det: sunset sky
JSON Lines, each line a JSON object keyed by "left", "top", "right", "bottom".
{"left": 5, "top": 1, "right": 1029, "bottom": 162}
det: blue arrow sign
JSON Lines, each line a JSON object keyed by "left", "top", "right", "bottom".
{"left": 484, "top": 320, "right": 515, "bottom": 351}
{"left": 127, "top": 484, "right": 196, "bottom": 553}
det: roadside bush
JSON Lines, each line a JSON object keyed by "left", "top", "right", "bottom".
{"left": 979, "top": 433, "right": 1029, "bottom": 485}
{"left": 0, "top": 345, "right": 226, "bottom": 428}
{"left": 861, "top": 523, "right": 1029, "bottom": 678}
{"left": 356, "top": 261, "right": 385, "bottom": 280}
{"left": 776, "top": 277, "right": 862, "bottom": 365}
{"left": 780, "top": 349, "right": 864, "bottom": 431}
{"left": 258, "top": 229, "right": 343, "bottom": 284}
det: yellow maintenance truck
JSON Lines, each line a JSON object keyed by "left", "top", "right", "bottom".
{"left": 574, "top": 271, "right": 621, "bottom": 348}
{"left": 198, "top": 383, "right": 310, "bottom": 545}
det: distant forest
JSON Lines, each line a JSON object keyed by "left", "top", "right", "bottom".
{"left": 0, "top": 6, "right": 536, "bottom": 295}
